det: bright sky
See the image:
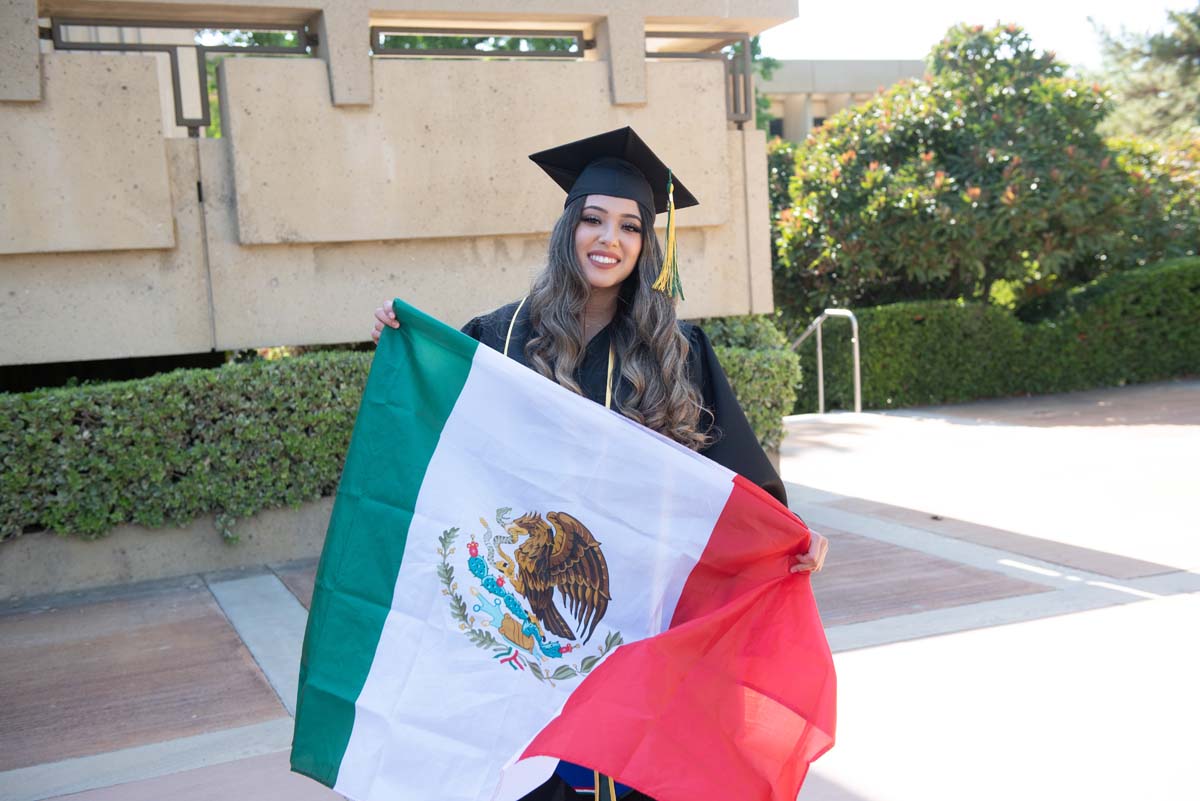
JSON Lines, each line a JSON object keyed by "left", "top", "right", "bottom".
{"left": 758, "top": 1, "right": 1196, "bottom": 72}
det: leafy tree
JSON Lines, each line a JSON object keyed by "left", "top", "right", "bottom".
{"left": 1095, "top": 6, "right": 1200, "bottom": 145}
{"left": 772, "top": 23, "right": 1199, "bottom": 328}
{"left": 767, "top": 137, "right": 798, "bottom": 219}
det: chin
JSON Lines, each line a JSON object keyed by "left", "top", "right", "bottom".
{"left": 585, "top": 273, "right": 626, "bottom": 291}
{"left": 581, "top": 263, "right": 636, "bottom": 291}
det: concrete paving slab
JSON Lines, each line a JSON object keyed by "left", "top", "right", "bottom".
{"left": 823, "top": 585, "right": 1132, "bottom": 653}
{"left": 0, "top": 580, "right": 285, "bottom": 773}
{"left": 0, "top": 719, "right": 294, "bottom": 801}
{"left": 780, "top": 381, "right": 1197, "bottom": 571}
{"left": 46, "top": 749, "right": 338, "bottom": 801}
{"left": 205, "top": 573, "right": 309, "bottom": 716}
{"left": 802, "top": 591, "right": 1200, "bottom": 801}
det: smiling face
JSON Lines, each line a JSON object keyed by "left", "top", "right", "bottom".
{"left": 573, "top": 194, "right": 644, "bottom": 291}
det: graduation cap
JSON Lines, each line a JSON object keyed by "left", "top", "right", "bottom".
{"left": 529, "top": 127, "right": 697, "bottom": 299}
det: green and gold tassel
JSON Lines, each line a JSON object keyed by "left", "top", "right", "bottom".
{"left": 652, "top": 170, "right": 684, "bottom": 300}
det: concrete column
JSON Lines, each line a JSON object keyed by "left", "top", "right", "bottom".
{"left": 0, "top": 0, "right": 41, "bottom": 101}
{"left": 738, "top": 127, "right": 774, "bottom": 314}
{"left": 595, "top": 11, "right": 646, "bottom": 106}
{"left": 782, "top": 92, "right": 812, "bottom": 142}
{"left": 310, "top": 0, "right": 372, "bottom": 107}
{"left": 827, "top": 92, "right": 853, "bottom": 117}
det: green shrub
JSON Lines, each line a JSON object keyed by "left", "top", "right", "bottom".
{"left": 699, "top": 314, "right": 788, "bottom": 350}
{"left": 701, "top": 315, "right": 800, "bottom": 450}
{"left": 0, "top": 329, "right": 799, "bottom": 541}
{"left": 773, "top": 23, "right": 1200, "bottom": 326}
{"left": 767, "top": 137, "right": 800, "bottom": 222}
{"left": 713, "top": 346, "right": 801, "bottom": 451}
{"left": 1048, "top": 257, "right": 1200, "bottom": 388}
{"left": 796, "top": 258, "right": 1200, "bottom": 410}
{"left": 0, "top": 351, "right": 370, "bottom": 542}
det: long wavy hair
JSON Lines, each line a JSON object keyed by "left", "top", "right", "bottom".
{"left": 525, "top": 196, "right": 710, "bottom": 450}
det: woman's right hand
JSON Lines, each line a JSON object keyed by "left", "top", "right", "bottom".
{"left": 371, "top": 299, "right": 400, "bottom": 344}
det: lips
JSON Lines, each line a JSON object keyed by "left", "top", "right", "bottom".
{"left": 588, "top": 251, "right": 621, "bottom": 268}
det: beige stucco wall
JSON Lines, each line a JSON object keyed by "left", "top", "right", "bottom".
{"left": 221, "top": 57, "right": 731, "bottom": 245}
{"left": 1, "top": 1, "right": 791, "bottom": 366}
{"left": 0, "top": 0, "right": 41, "bottom": 102}
{"left": 0, "top": 54, "right": 174, "bottom": 255}
{"left": 1, "top": 134, "right": 214, "bottom": 362}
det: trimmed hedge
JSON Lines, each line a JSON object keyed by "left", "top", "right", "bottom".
{"left": 0, "top": 326, "right": 797, "bottom": 542}
{"left": 714, "top": 345, "right": 801, "bottom": 451}
{"left": 0, "top": 352, "right": 369, "bottom": 542}
{"left": 701, "top": 315, "right": 800, "bottom": 451}
{"left": 795, "top": 257, "right": 1200, "bottom": 411}
{"left": 700, "top": 315, "right": 788, "bottom": 350}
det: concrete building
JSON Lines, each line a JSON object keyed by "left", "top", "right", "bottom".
{"left": 0, "top": 1, "right": 797, "bottom": 368}
{"left": 761, "top": 59, "right": 927, "bottom": 141}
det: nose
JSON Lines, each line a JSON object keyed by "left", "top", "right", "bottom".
{"left": 598, "top": 220, "right": 620, "bottom": 248}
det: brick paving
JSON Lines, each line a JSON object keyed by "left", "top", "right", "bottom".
{"left": 0, "top": 579, "right": 285, "bottom": 774}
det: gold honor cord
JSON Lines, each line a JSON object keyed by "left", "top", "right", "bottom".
{"left": 592, "top": 770, "right": 619, "bottom": 801}
{"left": 604, "top": 339, "right": 615, "bottom": 410}
{"left": 502, "top": 296, "right": 528, "bottom": 358}
{"left": 505, "top": 297, "right": 616, "bottom": 411}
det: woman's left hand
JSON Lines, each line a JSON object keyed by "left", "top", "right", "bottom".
{"left": 790, "top": 530, "right": 829, "bottom": 574}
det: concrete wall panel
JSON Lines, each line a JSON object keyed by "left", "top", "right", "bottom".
{"left": 669, "top": 129, "right": 757, "bottom": 321}
{"left": 312, "top": 0, "right": 372, "bottom": 106}
{"left": 201, "top": 138, "right": 541, "bottom": 348}
{"left": 739, "top": 127, "right": 773, "bottom": 314}
{"left": 0, "top": 0, "right": 40, "bottom": 101}
{"left": 0, "top": 139, "right": 213, "bottom": 365}
{"left": 596, "top": 10, "right": 646, "bottom": 105}
{"left": 221, "top": 57, "right": 730, "bottom": 246}
{"left": 201, "top": 126, "right": 760, "bottom": 348}
{"left": 0, "top": 54, "right": 174, "bottom": 255}
{"left": 762, "top": 59, "right": 927, "bottom": 95}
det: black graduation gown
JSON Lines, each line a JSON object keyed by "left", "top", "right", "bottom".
{"left": 461, "top": 301, "right": 787, "bottom": 801}
{"left": 460, "top": 299, "right": 788, "bottom": 506}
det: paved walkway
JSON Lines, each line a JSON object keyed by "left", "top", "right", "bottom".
{"left": 0, "top": 380, "right": 1196, "bottom": 801}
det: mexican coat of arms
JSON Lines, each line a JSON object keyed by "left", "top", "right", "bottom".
{"left": 438, "top": 507, "right": 623, "bottom": 684}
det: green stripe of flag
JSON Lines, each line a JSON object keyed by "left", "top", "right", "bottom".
{"left": 291, "top": 299, "right": 478, "bottom": 785}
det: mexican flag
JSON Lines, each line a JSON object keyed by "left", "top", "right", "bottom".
{"left": 291, "top": 299, "right": 836, "bottom": 801}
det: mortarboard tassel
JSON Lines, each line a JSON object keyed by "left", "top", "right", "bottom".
{"left": 652, "top": 170, "right": 684, "bottom": 300}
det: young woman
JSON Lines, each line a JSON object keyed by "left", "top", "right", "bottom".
{"left": 371, "top": 127, "right": 827, "bottom": 801}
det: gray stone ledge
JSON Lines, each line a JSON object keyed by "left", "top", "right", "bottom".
{"left": 0, "top": 497, "right": 332, "bottom": 603}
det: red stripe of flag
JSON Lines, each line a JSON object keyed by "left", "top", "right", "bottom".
{"left": 520, "top": 475, "right": 837, "bottom": 801}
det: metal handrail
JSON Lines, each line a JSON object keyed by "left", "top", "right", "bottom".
{"left": 790, "top": 309, "right": 862, "bottom": 414}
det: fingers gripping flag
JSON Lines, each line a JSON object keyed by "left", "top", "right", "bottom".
{"left": 291, "top": 300, "right": 836, "bottom": 801}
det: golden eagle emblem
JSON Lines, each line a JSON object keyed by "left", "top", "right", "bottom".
{"left": 494, "top": 511, "right": 611, "bottom": 645}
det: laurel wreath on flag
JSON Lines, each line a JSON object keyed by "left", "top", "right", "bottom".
{"left": 437, "top": 526, "right": 507, "bottom": 653}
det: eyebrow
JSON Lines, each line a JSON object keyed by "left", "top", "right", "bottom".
{"left": 583, "top": 205, "right": 642, "bottom": 221}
